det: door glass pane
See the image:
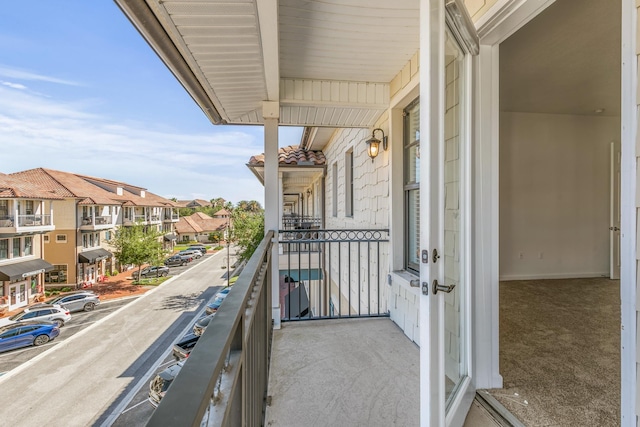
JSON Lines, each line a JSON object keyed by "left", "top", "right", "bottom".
{"left": 444, "top": 26, "right": 466, "bottom": 405}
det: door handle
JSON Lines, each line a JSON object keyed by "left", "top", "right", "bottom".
{"left": 433, "top": 280, "right": 456, "bottom": 294}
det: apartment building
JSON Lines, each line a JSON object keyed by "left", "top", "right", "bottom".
{"left": 0, "top": 173, "right": 60, "bottom": 311}
{"left": 117, "top": 0, "right": 636, "bottom": 425}
{"left": 11, "top": 168, "right": 178, "bottom": 287}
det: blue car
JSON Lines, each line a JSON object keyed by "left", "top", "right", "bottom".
{"left": 0, "top": 321, "right": 60, "bottom": 353}
{"left": 205, "top": 295, "right": 226, "bottom": 315}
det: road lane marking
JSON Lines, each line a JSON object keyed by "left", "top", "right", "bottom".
{"left": 121, "top": 399, "right": 152, "bottom": 414}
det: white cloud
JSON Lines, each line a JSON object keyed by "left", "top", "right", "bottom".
{"left": 1, "top": 80, "right": 26, "bottom": 90}
{"left": 0, "top": 65, "right": 82, "bottom": 86}
{"left": 0, "top": 84, "right": 267, "bottom": 204}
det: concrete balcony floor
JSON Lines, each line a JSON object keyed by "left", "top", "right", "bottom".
{"left": 266, "top": 318, "right": 501, "bottom": 426}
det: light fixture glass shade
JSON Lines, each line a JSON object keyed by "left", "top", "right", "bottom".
{"left": 366, "top": 137, "right": 381, "bottom": 160}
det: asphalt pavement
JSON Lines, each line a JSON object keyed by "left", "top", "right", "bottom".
{"left": 0, "top": 248, "right": 233, "bottom": 427}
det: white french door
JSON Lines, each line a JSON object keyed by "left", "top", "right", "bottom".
{"left": 419, "top": 0, "right": 477, "bottom": 425}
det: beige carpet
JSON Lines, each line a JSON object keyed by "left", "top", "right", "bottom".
{"left": 488, "top": 278, "right": 620, "bottom": 427}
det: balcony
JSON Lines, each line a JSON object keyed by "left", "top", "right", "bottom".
{"left": 0, "top": 214, "right": 54, "bottom": 233}
{"left": 147, "top": 229, "right": 393, "bottom": 426}
{"left": 147, "top": 214, "right": 161, "bottom": 224}
{"left": 163, "top": 212, "right": 179, "bottom": 222}
{"left": 122, "top": 214, "right": 147, "bottom": 226}
{"left": 79, "top": 215, "right": 114, "bottom": 230}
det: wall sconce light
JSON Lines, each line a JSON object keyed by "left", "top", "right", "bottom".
{"left": 365, "top": 128, "right": 388, "bottom": 162}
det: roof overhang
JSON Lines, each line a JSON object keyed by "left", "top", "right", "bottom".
{"left": 114, "top": 0, "right": 419, "bottom": 128}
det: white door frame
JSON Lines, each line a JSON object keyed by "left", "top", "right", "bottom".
{"left": 474, "top": 0, "right": 637, "bottom": 425}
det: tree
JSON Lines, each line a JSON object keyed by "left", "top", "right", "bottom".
{"left": 109, "top": 225, "right": 165, "bottom": 283}
{"left": 231, "top": 209, "right": 264, "bottom": 262}
{"left": 236, "top": 200, "right": 262, "bottom": 213}
{"left": 210, "top": 197, "right": 226, "bottom": 212}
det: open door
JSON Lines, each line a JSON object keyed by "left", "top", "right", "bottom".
{"left": 420, "top": 0, "right": 478, "bottom": 425}
{"left": 610, "top": 141, "right": 621, "bottom": 279}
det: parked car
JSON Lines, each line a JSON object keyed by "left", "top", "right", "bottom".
{"left": 164, "top": 255, "right": 188, "bottom": 267}
{"left": 148, "top": 361, "right": 184, "bottom": 407}
{"left": 0, "top": 322, "right": 60, "bottom": 353}
{"left": 187, "top": 245, "right": 208, "bottom": 255}
{"left": 205, "top": 293, "right": 229, "bottom": 315}
{"left": 172, "top": 332, "right": 200, "bottom": 361}
{"left": 0, "top": 305, "right": 71, "bottom": 327}
{"left": 178, "top": 249, "right": 202, "bottom": 259}
{"left": 193, "top": 313, "right": 216, "bottom": 336}
{"left": 132, "top": 266, "right": 170, "bottom": 279}
{"left": 37, "top": 291, "right": 100, "bottom": 313}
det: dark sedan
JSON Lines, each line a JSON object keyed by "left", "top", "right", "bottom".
{"left": 0, "top": 322, "right": 60, "bottom": 353}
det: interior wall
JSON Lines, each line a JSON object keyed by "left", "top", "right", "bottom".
{"left": 499, "top": 112, "right": 619, "bottom": 280}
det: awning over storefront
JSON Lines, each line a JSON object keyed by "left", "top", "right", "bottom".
{"left": 0, "top": 259, "right": 54, "bottom": 281}
{"left": 78, "top": 248, "right": 113, "bottom": 264}
{"left": 164, "top": 233, "right": 177, "bottom": 241}
{"left": 280, "top": 269, "right": 323, "bottom": 282}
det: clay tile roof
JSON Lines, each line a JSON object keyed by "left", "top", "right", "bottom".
{"left": 175, "top": 213, "right": 228, "bottom": 235}
{"left": 214, "top": 209, "right": 231, "bottom": 216}
{"left": 248, "top": 145, "right": 325, "bottom": 166}
{"left": 0, "top": 172, "right": 64, "bottom": 200}
{"left": 175, "top": 216, "right": 203, "bottom": 233}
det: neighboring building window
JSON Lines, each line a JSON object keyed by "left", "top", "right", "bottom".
{"left": 45, "top": 265, "right": 68, "bottom": 284}
{"left": 0, "top": 239, "right": 8, "bottom": 260}
{"left": 404, "top": 99, "right": 420, "bottom": 272}
{"left": 23, "top": 236, "right": 32, "bottom": 256}
{"left": 0, "top": 200, "right": 8, "bottom": 218}
{"left": 56, "top": 234, "right": 67, "bottom": 243}
{"left": 332, "top": 163, "right": 338, "bottom": 217}
{"left": 12, "top": 238, "right": 20, "bottom": 257}
{"left": 345, "top": 150, "right": 354, "bottom": 217}
{"left": 43, "top": 235, "right": 50, "bottom": 243}
{"left": 25, "top": 200, "right": 34, "bottom": 215}
{"left": 105, "top": 231, "right": 111, "bottom": 241}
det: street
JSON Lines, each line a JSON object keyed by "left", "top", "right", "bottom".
{"left": 0, "top": 298, "right": 133, "bottom": 375}
{"left": 0, "top": 247, "right": 235, "bottom": 427}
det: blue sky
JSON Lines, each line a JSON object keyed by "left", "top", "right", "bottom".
{"left": 0, "top": 1, "right": 302, "bottom": 205}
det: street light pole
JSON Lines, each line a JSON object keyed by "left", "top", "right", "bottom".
{"left": 226, "top": 216, "right": 230, "bottom": 287}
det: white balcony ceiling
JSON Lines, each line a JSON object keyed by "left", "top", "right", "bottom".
{"left": 118, "top": 0, "right": 619, "bottom": 128}
{"left": 118, "top": 0, "right": 419, "bottom": 127}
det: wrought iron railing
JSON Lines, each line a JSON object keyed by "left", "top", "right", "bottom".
{"left": 278, "top": 229, "right": 390, "bottom": 321}
{"left": 281, "top": 216, "right": 322, "bottom": 230}
{"left": 147, "top": 231, "right": 273, "bottom": 427}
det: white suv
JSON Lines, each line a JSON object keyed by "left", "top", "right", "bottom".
{"left": 0, "top": 305, "right": 71, "bottom": 327}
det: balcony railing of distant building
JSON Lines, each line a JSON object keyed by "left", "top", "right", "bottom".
{"left": 278, "top": 228, "right": 390, "bottom": 322}
{"left": 81, "top": 216, "right": 112, "bottom": 226}
{"left": 281, "top": 216, "right": 322, "bottom": 230}
{"left": 16, "top": 214, "right": 52, "bottom": 227}
{"left": 147, "top": 231, "right": 273, "bottom": 427}
{"left": 163, "top": 212, "right": 179, "bottom": 221}
{"left": 0, "top": 216, "right": 13, "bottom": 227}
